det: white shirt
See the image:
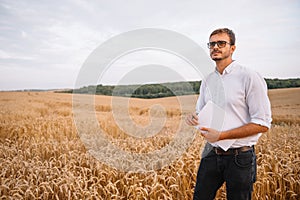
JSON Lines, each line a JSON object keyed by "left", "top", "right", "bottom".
{"left": 196, "top": 61, "right": 272, "bottom": 148}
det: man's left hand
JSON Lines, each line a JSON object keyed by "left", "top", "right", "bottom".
{"left": 200, "top": 127, "right": 221, "bottom": 143}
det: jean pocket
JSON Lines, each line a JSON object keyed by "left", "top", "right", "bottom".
{"left": 234, "top": 151, "right": 254, "bottom": 168}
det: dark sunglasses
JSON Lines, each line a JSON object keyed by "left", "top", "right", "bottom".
{"left": 207, "top": 40, "right": 231, "bottom": 49}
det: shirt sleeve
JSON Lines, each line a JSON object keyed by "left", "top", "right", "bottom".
{"left": 245, "top": 70, "right": 272, "bottom": 128}
{"left": 195, "top": 79, "right": 207, "bottom": 113}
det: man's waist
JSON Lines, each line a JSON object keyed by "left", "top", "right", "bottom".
{"left": 214, "top": 134, "right": 261, "bottom": 149}
{"left": 213, "top": 146, "right": 254, "bottom": 156}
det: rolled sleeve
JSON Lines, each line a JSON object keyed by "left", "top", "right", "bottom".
{"left": 246, "top": 71, "right": 272, "bottom": 129}
{"left": 251, "top": 118, "right": 271, "bottom": 129}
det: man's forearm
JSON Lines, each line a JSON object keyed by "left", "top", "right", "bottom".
{"left": 219, "top": 123, "right": 269, "bottom": 141}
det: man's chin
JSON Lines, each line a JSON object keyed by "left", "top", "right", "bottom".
{"left": 212, "top": 57, "right": 222, "bottom": 61}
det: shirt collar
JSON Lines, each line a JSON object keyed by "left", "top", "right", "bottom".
{"left": 215, "top": 60, "right": 236, "bottom": 75}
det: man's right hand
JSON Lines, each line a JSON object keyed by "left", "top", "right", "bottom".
{"left": 185, "top": 113, "right": 199, "bottom": 126}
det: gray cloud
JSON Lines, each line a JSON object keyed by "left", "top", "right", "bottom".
{"left": 0, "top": 0, "right": 299, "bottom": 90}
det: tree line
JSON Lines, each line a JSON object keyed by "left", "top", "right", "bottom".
{"left": 61, "top": 78, "right": 300, "bottom": 99}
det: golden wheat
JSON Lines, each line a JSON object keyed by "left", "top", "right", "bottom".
{"left": 0, "top": 90, "right": 299, "bottom": 199}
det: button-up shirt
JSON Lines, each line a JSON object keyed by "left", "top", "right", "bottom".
{"left": 196, "top": 61, "right": 272, "bottom": 148}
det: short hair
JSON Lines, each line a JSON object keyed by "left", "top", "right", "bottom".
{"left": 210, "top": 28, "right": 235, "bottom": 45}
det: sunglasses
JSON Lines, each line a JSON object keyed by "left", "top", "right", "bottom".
{"left": 207, "top": 40, "right": 231, "bottom": 49}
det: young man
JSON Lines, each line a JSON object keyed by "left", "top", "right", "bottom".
{"left": 186, "top": 28, "right": 272, "bottom": 200}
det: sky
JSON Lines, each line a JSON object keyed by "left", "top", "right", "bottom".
{"left": 0, "top": 0, "right": 300, "bottom": 90}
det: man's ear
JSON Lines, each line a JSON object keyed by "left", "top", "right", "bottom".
{"left": 230, "top": 45, "right": 236, "bottom": 54}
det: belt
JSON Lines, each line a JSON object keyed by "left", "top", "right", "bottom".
{"left": 213, "top": 146, "right": 253, "bottom": 156}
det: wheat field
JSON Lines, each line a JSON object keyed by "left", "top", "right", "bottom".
{"left": 0, "top": 88, "right": 299, "bottom": 199}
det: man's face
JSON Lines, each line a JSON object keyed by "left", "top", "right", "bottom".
{"left": 209, "top": 33, "right": 235, "bottom": 61}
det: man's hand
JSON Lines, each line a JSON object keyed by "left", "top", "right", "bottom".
{"left": 200, "top": 127, "right": 221, "bottom": 143}
{"left": 185, "top": 113, "right": 199, "bottom": 126}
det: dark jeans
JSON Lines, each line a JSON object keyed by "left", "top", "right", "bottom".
{"left": 193, "top": 147, "right": 256, "bottom": 200}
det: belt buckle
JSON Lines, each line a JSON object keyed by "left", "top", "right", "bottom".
{"left": 214, "top": 147, "right": 223, "bottom": 155}
{"left": 214, "top": 147, "right": 237, "bottom": 155}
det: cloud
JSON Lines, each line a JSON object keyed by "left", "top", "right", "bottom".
{"left": 0, "top": 0, "right": 299, "bottom": 90}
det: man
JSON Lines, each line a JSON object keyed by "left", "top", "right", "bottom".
{"left": 186, "top": 28, "right": 272, "bottom": 200}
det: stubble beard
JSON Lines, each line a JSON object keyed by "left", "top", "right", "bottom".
{"left": 212, "top": 57, "right": 223, "bottom": 61}
{"left": 211, "top": 51, "right": 230, "bottom": 61}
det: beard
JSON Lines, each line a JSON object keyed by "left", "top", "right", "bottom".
{"left": 212, "top": 57, "right": 223, "bottom": 61}
{"left": 211, "top": 50, "right": 230, "bottom": 61}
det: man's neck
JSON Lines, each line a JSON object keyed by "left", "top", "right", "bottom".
{"left": 215, "top": 58, "right": 233, "bottom": 74}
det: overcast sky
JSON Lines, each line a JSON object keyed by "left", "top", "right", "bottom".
{"left": 0, "top": 0, "right": 299, "bottom": 90}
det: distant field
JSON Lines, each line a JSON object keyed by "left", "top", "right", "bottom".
{"left": 268, "top": 88, "right": 300, "bottom": 124}
{"left": 0, "top": 88, "right": 299, "bottom": 199}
